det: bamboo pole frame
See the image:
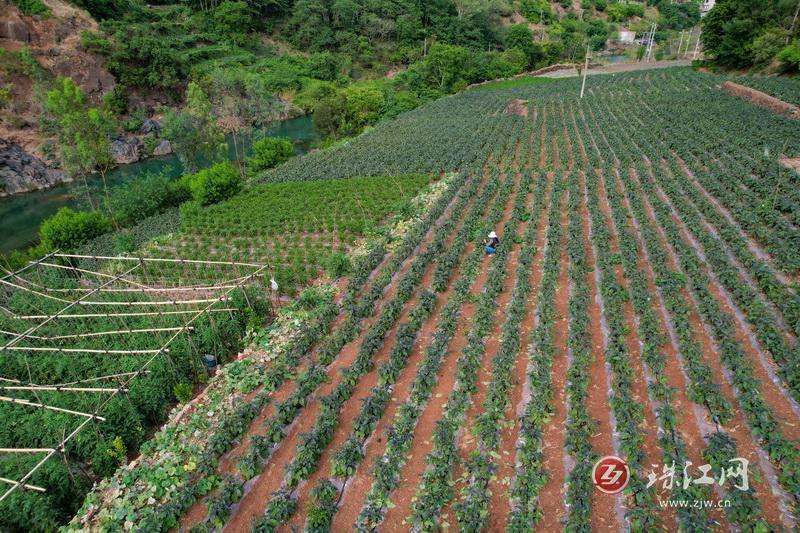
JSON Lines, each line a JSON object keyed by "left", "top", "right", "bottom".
{"left": 53, "top": 253, "right": 264, "bottom": 268}
{"left": 0, "top": 263, "right": 141, "bottom": 352}
{"left": 0, "top": 396, "right": 106, "bottom": 421}
{"left": 5, "top": 347, "right": 166, "bottom": 355}
{"left": 0, "top": 477, "right": 45, "bottom": 492}
{"left": 13, "top": 308, "right": 238, "bottom": 320}
{"left": 0, "top": 386, "right": 126, "bottom": 393}
{"left": 1, "top": 327, "right": 193, "bottom": 341}
{"left": 0, "top": 262, "right": 268, "bottom": 503}
{"left": 0, "top": 448, "right": 54, "bottom": 453}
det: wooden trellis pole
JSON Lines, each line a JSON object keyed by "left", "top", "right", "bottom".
{"left": 5, "top": 346, "right": 166, "bottom": 355}
{"left": 0, "top": 396, "right": 106, "bottom": 420}
{"left": 0, "top": 477, "right": 45, "bottom": 493}
{"left": 13, "top": 309, "right": 238, "bottom": 320}
{"left": 0, "top": 386, "right": 126, "bottom": 393}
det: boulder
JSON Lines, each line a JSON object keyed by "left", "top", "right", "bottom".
{"left": 152, "top": 139, "right": 172, "bottom": 156}
{"left": 110, "top": 137, "right": 142, "bottom": 165}
{"left": 140, "top": 118, "right": 162, "bottom": 135}
{"left": 0, "top": 20, "right": 32, "bottom": 43}
{"left": 0, "top": 139, "right": 66, "bottom": 196}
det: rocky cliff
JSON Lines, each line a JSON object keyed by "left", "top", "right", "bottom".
{"left": 0, "top": 138, "right": 66, "bottom": 196}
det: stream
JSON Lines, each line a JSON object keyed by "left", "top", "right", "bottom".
{"left": 1, "top": 115, "right": 319, "bottom": 254}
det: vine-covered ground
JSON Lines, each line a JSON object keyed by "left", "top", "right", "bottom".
{"left": 71, "top": 67, "right": 800, "bottom": 531}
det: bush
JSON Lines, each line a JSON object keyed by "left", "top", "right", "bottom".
{"left": 324, "top": 252, "right": 351, "bottom": 278}
{"left": 185, "top": 161, "right": 242, "bottom": 206}
{"left": 11, "top": 0, "right": 49, "bottom": 16}
{"left": 108, "top": 170, "right": 187, "bottom": 225}
{"left": 79, "top": 30, "right": 112, "bottom": 55}
{"left": 173, "top": 383, "right": 194, "bottom": 403}
{"left": 247, "top": 137, "right": 294, "bottom": 173}
{"left": 39, "top": 207, "right": 111, "bottom": 250}
{"left": 778, "top": 40, "right": 800, "bottom": 71}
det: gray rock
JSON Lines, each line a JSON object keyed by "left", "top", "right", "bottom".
{"left": 0, "top": 20, "right": 32, "bottom": 43}
{"left": 110, "top": 137, "right": 142, "bottom": 165}
{"left": 152, "top": 139, "right": 172, "bottom": 156}
{"left": 139, "top": 119, "right": 162, "bottom": 135}
{"left": 0, "top": 139, "right": 66, "bottom": 196}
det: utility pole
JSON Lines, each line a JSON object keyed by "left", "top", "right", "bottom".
{"left": 646, "top": 22, "right": 657, "bottom": 62}
{"left": 580, "top": 43, "right": 590, "bottom": 99}
{"left": 692, "top": 29, "right": 701, "bottom": 60}
{"left": 790, "top": 0, "right": 800, "bottom": 43}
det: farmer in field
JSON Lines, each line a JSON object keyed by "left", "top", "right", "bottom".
{"left": 484, "top": 230, "right": 500, "bottom": 256}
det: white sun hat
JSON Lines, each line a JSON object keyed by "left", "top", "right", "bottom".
{"left": 488, "top": 231, "right": 497, "bottom": 239}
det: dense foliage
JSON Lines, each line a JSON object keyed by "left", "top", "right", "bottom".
{"left": 702, "top": 0, "right": 800, "bottom": 69}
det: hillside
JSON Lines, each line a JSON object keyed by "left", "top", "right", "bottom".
{"left": 43, "top": 66, "right": 800, "bottom": 532}
{"left": 0, "top": 0, "right": 700, "bottom": 198}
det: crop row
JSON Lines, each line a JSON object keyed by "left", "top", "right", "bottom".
{"left": 252, "top": 169, "right": 493, "bottom": 530}
{"left": 186, "top": 173, "right": 474, "bottom": 532}
{"left": 507, "top": 171, "right": 566, "bottom": 531}
{"left": 409, "top": 171, "right": 530, "bottom": 530}
{"left": 355, "top": 172, "right": 515, "bottom": 530}
{"left": 300, "top": 164, "right": 506, "bottom": 531}
{"left": 454, "top": 170, "right": 547, "bottom": 530}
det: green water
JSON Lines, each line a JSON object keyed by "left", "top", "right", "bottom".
{"left": 1, "top": 115, "right": 318, "bottom": 254}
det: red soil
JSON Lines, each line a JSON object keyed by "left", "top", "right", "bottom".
{"left": 591, "top": 170, "right": 676, "bottom": 529}
{"left": 580, "top": 174, "right": 624, "bottom": 531}
{"left": 537, "top": 175, "right": 570, "bottom": 531}
{"left": 378, "top": 164, "right": 521, "bottom": 528}
{"left": 633, "top": 164, "right": 786, "bottom": 528}
{"left": 283, "top": 165, "right": 497, "bottom": 532}
{"left": 486, "top": 171, "right": 555, "bottom": 529}
{"left": 721, "top": 82, "right": 800, "bottom": 120}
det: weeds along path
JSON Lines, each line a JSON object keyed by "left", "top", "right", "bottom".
{"left": 179, "top": 172, "right": 474, "bottom": 531}
{"left": 280, "top": 162, "right": 502, "bottom": 530}
{"left": 376, "top": 150, "right": 521, "bottom": 530}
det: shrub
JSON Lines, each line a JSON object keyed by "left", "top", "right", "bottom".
{"left": 108, "top": 171, "right": 181, "bottom": 225}
{"left": 187, "top": 161, "right": 242, "bottom": 206}
{"left": 39, "top": 207, "right": 111, "bottom": 250}
{"left": 79, "top": 30, "right": 112, "bottom": 55}
{"left": 11, "top": 0, "right": 49, "bottom": 16}
{"left": 247, "top": 137, "right": 294, "bottom": 173}
{"left": 173, "top": 383, "right": 194, "bottom": 403}
{"left": 778, "top": 40, "right": 800, "bottom": 71}
{"left": 325, "top": 252, "right": 351, "bottom": 278}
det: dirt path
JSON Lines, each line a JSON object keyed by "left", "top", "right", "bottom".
{"left": 579, "top": 172, "right": 625, "bottom": 531}
{"left": 448, "top": 165, "right": 529, "bottom": 528}
{"left": 218, "top": 177, "right": 476, "bottom": 532}
{"left": 583, "top": 169, "right": 674, "bottom": 528}
{"left": 486, "top": 170, "right": 554, "bottom": 529}
{"left": 538, "top": 60, "right": 691, "bottom": 79}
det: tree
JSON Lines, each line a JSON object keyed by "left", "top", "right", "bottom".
{"left": 39, "top": 208, "right": 111, "bottom": 250}
{"left": 702, "top": 0, "right": 798, "bottom": 68}
{"left": 163, "top": 82, "right": 225, "bottom": 173}
{"left": 420, "top": 43, "right": 470, "bottom": 91}
{"left": 211, "top": 1, "right": 254, "bottom": 46}
{"left": 247, "top": 137, "right": 294, "bottom": 173}
{"left": 506, "top": 24, "right": 536, "bottom": 67}
{"left": 45, "top": 77, "right": 117, "bottom": 213}
{"left": 184, "top": 161, "right": 242, "bottom": 206}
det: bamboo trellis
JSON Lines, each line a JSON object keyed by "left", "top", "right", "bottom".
{"left": 0, "top": 254, "right": 267, "bottom": 501}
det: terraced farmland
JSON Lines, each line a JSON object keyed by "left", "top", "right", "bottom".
{"left": 70, "top": 68, "right": 800, "bottom": 532}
